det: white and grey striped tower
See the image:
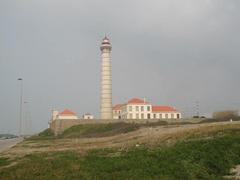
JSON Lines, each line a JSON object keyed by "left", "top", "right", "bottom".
{"left": 100, "top": 36, "right": 113, "bottom": 119}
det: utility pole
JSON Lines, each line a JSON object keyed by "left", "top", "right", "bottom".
{"left": 18, "top": 78, "right": 23, "bottom": 136}
{"left": 24, "top": 101, "right": 32, "bottom": 135}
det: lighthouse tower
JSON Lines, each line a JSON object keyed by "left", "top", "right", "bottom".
{"left": 100, "top": 36, "right": 113, "bottom": 119}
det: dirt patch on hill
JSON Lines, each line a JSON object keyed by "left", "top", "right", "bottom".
{"left": 224, "top": 165, "right": 240, "bottom": 179}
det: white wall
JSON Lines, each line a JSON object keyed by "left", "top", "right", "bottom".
{"left": 151, "top": 112, "right": 181, "bottom": 119}
{"left": 113, "top": 110, "right": 121, "bottom": 119}
{"left": 83, "top": 115, "right": 94, "bottom": 119}
{"left": 121, "top": 104, "right": 152, "bottom": 119}
{"left": 52, "top": 110, "right": 59, "bottom": 121}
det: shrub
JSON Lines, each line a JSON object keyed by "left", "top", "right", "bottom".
{"left": 38, "top": 128, "right": 54, "bottom": 137}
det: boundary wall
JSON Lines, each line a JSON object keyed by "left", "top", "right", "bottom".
{"left": 50, "top": 118, "right": 202, "bottom": 135}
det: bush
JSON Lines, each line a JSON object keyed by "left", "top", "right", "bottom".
{"left": 27, "top": 129, "right": 55, "bottom": 140}
{"left": 38, "top": 128, "right": 54, "bottom": 137}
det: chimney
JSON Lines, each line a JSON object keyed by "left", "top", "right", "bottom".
{"left": 143, "top": 97, "right": 146, "bottom": 103}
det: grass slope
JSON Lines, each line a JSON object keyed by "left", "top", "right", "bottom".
{"left": 0, "top": 158, "right": 9, "bottom": 167}
{"left": 31, "top": 121, "right": 168, "bottom": 140}
{"left": 31, "top": 120, "right": 239, "bottom": 140}
{"left": 27, "top": 122, "right": 139, "bottom": 140}
{"left": 1, "top": 129, "right": 240, "bottom": 179}
{"left": 61, "top": 122, "right": 140, "bottom": 138}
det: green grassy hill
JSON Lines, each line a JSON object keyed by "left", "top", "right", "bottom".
{"left": 29, "top": 122, "right": 140, "bottom": 140}
{"left": 1, "top": 127, "right": 240, "bottom": 179}
{"left": 61, "top": 122, "right": 140, "bottom": 138}
{"left": 31, "top": 119, "right": 239, "bottom": 140}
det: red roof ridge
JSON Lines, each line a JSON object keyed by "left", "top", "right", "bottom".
{"left": 113, "top": 104, "right": 123, "bottom": 110}
{"left": 59, "top": 109, "right": 77, "bottom": 116}
{"left": 152, "top": 105, "right": 178, "bottom": 112}
{"left": 127, "top": 98, "right": 148, "bottom": 104}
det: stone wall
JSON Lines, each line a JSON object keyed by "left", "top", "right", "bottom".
{"left": 50, "top": 118, "right": 202, "bottom": 136}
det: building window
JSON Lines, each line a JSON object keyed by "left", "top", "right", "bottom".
{"left": 177, "top": 114, "right": 180, "bottom": 119}
{"left": 153, "top": 114, "right": 156, "bottom": 119}
{"left": 171, "top": 114, "right": 174, "bottom": 119}
{"left": 141, "top": 114, "right": 144, "bottom": 119}
{"left": 165, "top": 114, "right": 169, "bottom": 119}
{"left": 147, "top": 106, "right": 151, "bottom": 111}
{"left": 159, "top": 114, "right": 162, "bottom": 119}
{"left": 147, "top": 113, "right": 151, "bottom": 119}
{"left": 129, "top": 113, "right": 132, "bottom": 119}
{"left": 141, "top": 106, "right": 144, "bottom": 111}
{"left": 136, "top": 106, "right": 139, "bottom": 111}
{"left": 129, "top": 106, "right": 132, "bottom": 112}
{"left": 136, "top": 114, "right": 139, "bottom": 119}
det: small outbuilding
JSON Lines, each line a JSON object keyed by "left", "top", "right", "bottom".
{"left": 52, "top": 109, "right": 78, "bottom": 120}
{"left": 83, "top": 113, "right": 94, "bottom": 119}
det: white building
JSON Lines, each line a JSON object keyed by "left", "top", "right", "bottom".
{"left": 121, "top": 98, "right": 152, "bottom": 119}
{"left": 113, "top": 98, "right": 181, "bottom": 120}
{"left": 51, "top": 109, "right": 78, "bottom": 120}
{"left": 51, "top": 110, "right": 59, "bottom": 121}
{"left": 113, "top": 104, "right": 123, "bottom": 119}
{"left": 83, "top": 113, "right": 94, "bottom": 119}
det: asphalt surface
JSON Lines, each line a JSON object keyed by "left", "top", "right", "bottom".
{"left": 0, "top": 137, "right": 23, "bottom": 153}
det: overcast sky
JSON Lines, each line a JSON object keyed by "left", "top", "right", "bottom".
{"left": 0, "top": 0, "right": 240, "bottom": 134}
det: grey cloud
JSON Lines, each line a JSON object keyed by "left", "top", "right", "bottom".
{"left": 0, "top": 0, "right": 240, "bottom": 134}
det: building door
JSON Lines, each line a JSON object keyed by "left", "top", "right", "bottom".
{"left": 177, "top": 114, "right": 180, "bottom": 119}
{"left": 147, "top": 113, "right": 151, "bottom": 119}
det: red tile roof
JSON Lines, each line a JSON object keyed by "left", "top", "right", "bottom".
{"left": 127, "top": 98, "right": 148, "bottom": 104}
{"left": 113, "top": 104, "right": 123, "bottom": 110}
{"left": 59, "top": 109, "right": 76, "bottom": 116}
{"left": 152, "top": 106, "right": 177, "bottom": 112}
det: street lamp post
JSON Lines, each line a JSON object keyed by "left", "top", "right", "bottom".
{"left": 18, "top": 78, "right": 23, "bottom": 136}
{"left": 24, "top": 101, "right": 31, "bottom": 135}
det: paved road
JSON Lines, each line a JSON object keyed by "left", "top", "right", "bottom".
{"left": 0, "top": 137, "right": 23, "bottom": 153}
